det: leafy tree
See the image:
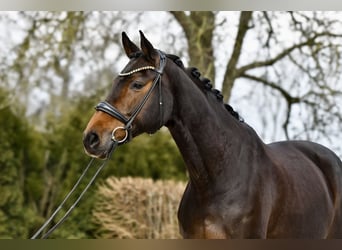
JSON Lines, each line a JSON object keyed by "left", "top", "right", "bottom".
{"left": 0, "top": 88, "right": 44, "bottom": 238}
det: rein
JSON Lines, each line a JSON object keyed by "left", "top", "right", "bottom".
{"left": 95, "top": 50, "right": 166, "bottom": 144}
{"left": 30, "top": 141, "right": 118, "bottom": 239}
{"left": 31, "top": 51, "right": 166, "bottom": 239}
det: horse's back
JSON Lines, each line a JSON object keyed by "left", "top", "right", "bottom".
{"left": 268, "top": 140, "right": 342, "bottom": 238}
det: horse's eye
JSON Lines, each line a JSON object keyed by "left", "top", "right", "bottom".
{"left": 131, "top": 81, "right": 144, "bottom": 90}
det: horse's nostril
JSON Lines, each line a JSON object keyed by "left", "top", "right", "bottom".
{"left": 84, "top": 131, "right": 100, "bottom": 149}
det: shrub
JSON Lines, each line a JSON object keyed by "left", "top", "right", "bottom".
{"left": 0, "top": 89, "right": 44, "bottom": 238}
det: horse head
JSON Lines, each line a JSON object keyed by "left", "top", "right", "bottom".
{"left": 83, "top": 31, "right": 174, "bottom": 159}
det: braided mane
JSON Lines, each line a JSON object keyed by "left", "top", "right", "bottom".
{"left": 166, "top": 54, "right": 243, "bottom": 122}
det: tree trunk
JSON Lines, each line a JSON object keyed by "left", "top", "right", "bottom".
{"left": 171, "top": 11, "right": 216, "bottom": 86}
{"left": 221, "top": 11, "right": 252, "bottom": 102}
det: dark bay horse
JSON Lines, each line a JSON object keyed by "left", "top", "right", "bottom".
{"left": 83, "top": 31, "right": 342, "bottom": 238}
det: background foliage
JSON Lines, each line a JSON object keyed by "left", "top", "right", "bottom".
{"left": 0, "top": 86, "right": 186, "bottom": 238}
{"left": 0, "top": 88, "right": 44, "bottom": 238}
{"left": 1, "top": 11, "right": 342, "bottom": 238}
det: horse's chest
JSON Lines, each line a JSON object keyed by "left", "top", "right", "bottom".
{"left": 178, "top": 186, "right": 250, "bottom": 238}
{"left": 178, "top": 202, "right": 251, "bottom": 239}
{"left": 179, "top": 215, "right": 228, "bottom": 239}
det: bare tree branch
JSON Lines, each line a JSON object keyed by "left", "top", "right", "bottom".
{"left": 262, "top": 12, "right": 274, "bottom": 48}
{"left": 222, "top": 11, "right": 253, "bottom": 101}
{"left": 240, "top": 73, "right": 303, "bottom": 140}
{"left": 237, "top": 32, "right": 342, "bottom": 76}
{"left": 240, "top": 73, "right": 300, "bottom": 104}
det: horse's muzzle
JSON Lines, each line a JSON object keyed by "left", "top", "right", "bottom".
{"left": 83, "top": 131, "right": 109, "bottom": 159}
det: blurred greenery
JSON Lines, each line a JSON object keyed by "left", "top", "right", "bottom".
{"left": 0, "top": 88, "right": 45, "bottom": 238}
{"left": 0, "top": 87, "right": 186, "bottom": 238}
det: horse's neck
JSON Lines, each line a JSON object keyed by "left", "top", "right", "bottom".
{"left": 166, "top": 69, "right": 266, "bottom": 196}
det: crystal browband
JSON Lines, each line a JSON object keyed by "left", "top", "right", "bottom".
{"left": 118, "top": 66, "right": 156, "bottom": 77}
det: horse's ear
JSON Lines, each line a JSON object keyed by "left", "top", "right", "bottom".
{"left": 122, "top": 32, "right": 140, "bottom": 57}
{"left": 139, "top": 30, "right": 159, "bottom": 61}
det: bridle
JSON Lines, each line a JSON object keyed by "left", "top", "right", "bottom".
{"left": 30, "top": 51, "right": 167, "bottom": 239}
{"left": 95, "top": 50, "right": 166, "bottom": 144}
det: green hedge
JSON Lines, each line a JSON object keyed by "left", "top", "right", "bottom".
{"left": 0, "top": 88, "right": 186, "bottom": 238}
